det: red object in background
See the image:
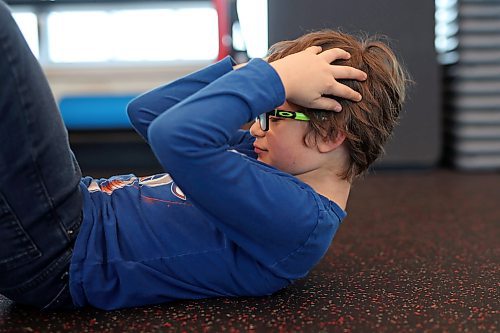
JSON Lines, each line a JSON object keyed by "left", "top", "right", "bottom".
{"left": 213, "top": 0, "right": 231, "bottom": 61}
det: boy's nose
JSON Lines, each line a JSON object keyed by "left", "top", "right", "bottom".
{"left": 249, "top": 119, "right": 265, "bottom": 138}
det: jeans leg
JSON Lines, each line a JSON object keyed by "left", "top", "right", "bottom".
{"left": 0, "top": 1, "right": 83, "bottom": 308}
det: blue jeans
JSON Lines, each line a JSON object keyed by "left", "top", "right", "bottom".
{"left": 0, "top": 1, "right": 82, "bottom": 310}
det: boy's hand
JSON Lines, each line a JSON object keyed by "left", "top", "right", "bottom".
{"left": 269, "top": 46, "right": 366, "bottom": 111}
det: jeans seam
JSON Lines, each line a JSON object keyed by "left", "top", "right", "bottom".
{"left": 41, "top": 281, "right": 69, "bottom": 311}
{"left": 0, "top": 193, "right": 42, "bottom": 269}
{"left": 0, "top": 248, "right": 72, "bottom": 295}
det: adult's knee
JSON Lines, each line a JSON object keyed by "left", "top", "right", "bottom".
{"left": 0, "top": 1, "right": 12, "bottom": 20}
{"left": 0, "top": 1, "right": 19, "bottom": 35}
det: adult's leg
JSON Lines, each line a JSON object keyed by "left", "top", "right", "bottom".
{"left": 0, "top": 1, "right": 83, "bottom": 309}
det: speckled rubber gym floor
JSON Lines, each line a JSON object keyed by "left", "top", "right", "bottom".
{"left": 1, "top": 170, "right": 498, "bottom": 332}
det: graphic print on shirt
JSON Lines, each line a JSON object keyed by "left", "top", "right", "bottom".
{"left": 87, "top": 173, "right": 186, "bottom": 200}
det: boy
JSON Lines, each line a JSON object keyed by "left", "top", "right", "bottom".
{"left": 0, "top": 1, "right": 407, "bottom": 310}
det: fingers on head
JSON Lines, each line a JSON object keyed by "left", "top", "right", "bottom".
{"left": 306, "top": 45, "right": 323, "bottom": 54}
{"left": 341, "top": 85, "right": 363, "bottom": 102}
{"left": 331, "top": 65, "right": 367, "bottom": 81}
{"left": 321, "top": 48, "right": 351, "bottom": 62}
{"left": 315, "top": 97, "right": 342, "bottom": 112}
{"left": 328, "top": 83, "right": 362, "bottom": 102}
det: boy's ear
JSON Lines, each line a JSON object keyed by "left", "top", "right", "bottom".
{"left": 317, "top": 131, "right": 346, "bottom": 153}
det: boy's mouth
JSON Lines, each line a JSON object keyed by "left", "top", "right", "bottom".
{"left": 253, "top": 144, "right": 267, "bottom": 153}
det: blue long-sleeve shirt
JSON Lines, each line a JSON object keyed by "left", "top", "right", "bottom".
{"left": 69, "top": 57, "right": 346, "bottom": 310}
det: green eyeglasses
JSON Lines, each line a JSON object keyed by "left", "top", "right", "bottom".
{"left": 256, "top": 109, "right": 310, "bottom": 131}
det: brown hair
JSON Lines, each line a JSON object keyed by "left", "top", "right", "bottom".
{"left": 267, "top": 30, "right": 410, "bottom": 182}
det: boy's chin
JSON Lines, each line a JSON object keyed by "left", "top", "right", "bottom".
{"left": 256, "top": 156, "right": 270, "bottom": 165}
{"left": 256, "top": 157, "right": 281, "bottom": 171}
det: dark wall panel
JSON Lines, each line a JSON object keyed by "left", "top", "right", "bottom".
{"left": 268, "top": 0, "right": 441, "bottom": 167}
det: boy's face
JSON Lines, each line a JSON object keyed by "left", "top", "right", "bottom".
{"left": 250, "top": 101, "right": 321, "bottom": 175}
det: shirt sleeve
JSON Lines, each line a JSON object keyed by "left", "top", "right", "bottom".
{"left": 147, "top": 59, "right": 331, "bottom": 278}
{"left": 127, "top": 57, "right": 235, "bottom": 142}
{"left": 227, "top": 129, "right": 257, "bottom": 158}
{"left": 127, "top": 57, "right": 257, "bottom": 158}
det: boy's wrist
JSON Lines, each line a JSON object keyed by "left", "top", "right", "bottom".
{"left": 233, "top": 57, "right": 269, "bottom": 70}
{"left": 232, "top": 62, "right": 247, "bottom": 70}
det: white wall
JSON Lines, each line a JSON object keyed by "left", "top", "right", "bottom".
{"left": 44, "top": 63, "right": 208, "bottom": 102}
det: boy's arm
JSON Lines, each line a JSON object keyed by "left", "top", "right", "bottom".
{"left": 127, "top": 57, "right": 236, "bottom": 142}
{"left": 128, "top": 56, "right": 257, "bottom": 157}
{"left": 227, "top": 129, "right": 257, "bottom": 158}
{"left": 147, "top": 48, "right": 362, "bottom": 278}
{"left": 147, "top": 59, "right": 335, "bottom": 278}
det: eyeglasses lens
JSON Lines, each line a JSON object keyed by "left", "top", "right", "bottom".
{"left": 257, "top": 113, "right": 268, "bottom": 131}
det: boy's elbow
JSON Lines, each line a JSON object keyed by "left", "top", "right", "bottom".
{"left": 147, "top": 117, "right": 165, "bottom": 149}
{"left": 147, "top": 116, "right": 176, "bottom": 155}
{"left": 126, "top": 98, "right": 141, "bottom": 123}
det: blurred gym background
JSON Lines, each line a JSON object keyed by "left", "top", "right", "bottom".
{"left": 5, "top": 0, "right": 500, "bottom": 177}
{"left": 1, "top": 2, "right": 499, "bottom": 331}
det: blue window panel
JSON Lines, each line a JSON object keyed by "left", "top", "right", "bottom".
{"left": 59, "top": 95, "right": 137, "bottom": 130}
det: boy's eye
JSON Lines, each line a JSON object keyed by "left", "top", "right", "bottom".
{"left": 270, "top": 117, "right": 283, "bottom": 123}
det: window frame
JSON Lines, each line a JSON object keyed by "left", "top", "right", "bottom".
{"left": 10, "top": 1, "right": 219, "bottom": 68}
